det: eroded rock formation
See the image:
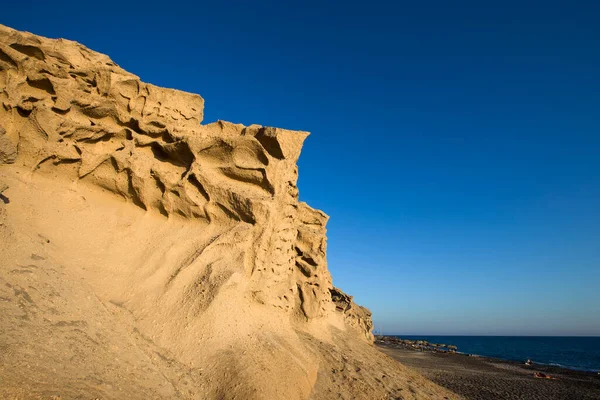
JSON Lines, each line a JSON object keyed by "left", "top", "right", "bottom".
{"left": 0, "top": 24, "right": 455, "bottom": 400}
{"left": 0, "top": 23, "right": 368, "bottom": 334}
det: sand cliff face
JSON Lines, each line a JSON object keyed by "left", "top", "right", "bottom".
{"left": 0, "top": 23, "right": 370, "bottom": 339}
{"left": 0, "top": 24, "right": 456, "bottom": 400}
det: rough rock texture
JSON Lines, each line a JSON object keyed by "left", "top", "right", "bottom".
{"left": 331, "top": 287, "right": 375, "bottom": 342}
{"left": 0, "top": 24, "right": 458, "bottom": 400}
{"left": 0, "top": 23, "right": 360, "bottom": 329}
{"left": 0, "top": 126, "right": 17, "bottom": 164}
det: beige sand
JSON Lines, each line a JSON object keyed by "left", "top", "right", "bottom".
{"left": 0, "top": 24, "right": 458, "bottom": 399}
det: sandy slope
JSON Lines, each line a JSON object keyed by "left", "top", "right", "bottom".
{"left": 0, "top": 24, "right": 458, "bottom": 399}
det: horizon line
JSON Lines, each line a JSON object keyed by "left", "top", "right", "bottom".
{"left": 380, "top": 334, "right": 600, "bottom": 337}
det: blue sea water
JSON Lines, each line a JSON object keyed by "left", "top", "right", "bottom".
{"left": 392, "top": 336, "right": 600, "bottom": 372}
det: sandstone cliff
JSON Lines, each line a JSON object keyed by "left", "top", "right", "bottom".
{"left": 0, "top": 24, "right": 457, "bottom": 400}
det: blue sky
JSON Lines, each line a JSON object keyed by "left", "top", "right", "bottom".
{"left": 2, "top": 1, "right": 598, "bottom": 335}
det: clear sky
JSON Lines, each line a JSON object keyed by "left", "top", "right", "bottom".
{"left": 2, "top": 1, "right": 598, "bottom": 336}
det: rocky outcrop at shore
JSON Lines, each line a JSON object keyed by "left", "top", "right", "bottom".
{"left": 376, "top": 336, "right": 459, "bottom": 353}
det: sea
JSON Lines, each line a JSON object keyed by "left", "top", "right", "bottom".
{"left": 392, "top": 335, "right": 600, "bottom": 372}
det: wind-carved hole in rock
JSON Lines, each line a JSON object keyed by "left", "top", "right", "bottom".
{"left": 54, "top": 159, "right": 80, "bottom": 166}
{"left": 295, "top": 246, "right": 318, "bottom": 267}
{"left": 255, "top": 129, "right": 284, "bottom": 160}
{"left": 215, "top": 203, "right": 256, "bottom": 224}
{"left": 148, "top": 120, "right": 166, "bottom": 129}
{"left": 120, "top": 118, "right": 145, "bottom": 136}
{"left": 150, "top": 171, "right": 166, "bottom": 194}
{"left": 296, "top": 284, "right": 312, "bottom": 318}
{"left": 52, "top": 103, "right": 71, "bottom": 115}
{"left": 168, "top": 142, "right": 194, "bottom": 169}
{"left": 187, "top": 173, "right": 210, "bottom": 201}
{"left": 126, "top": 170, "right": 147, "bottom": 210}
{"left": 296, "top": 260, "right": 312, "bottom": 278}
{"left": 233, "top": 145, "right": 269, "bottom": 169}
{"left": 16, "top": 107, "right": 32, "bottom": 117}
{"left": 69, "top": 71, "right": 98, "bottom": 87}
{"left": 80, "top": 131, "right": 113, "bottom": 144}
{"left": 22, "top": 96, "right": 41, "bottom": 104}
{"left": 219, "top": 167, "right": 275, "bottom": 196}
{"left": 0, "top": 49, "right": 18, "bottom": 68}
{"left": 26, "top": 77, "right": 55, "bottom": 95}
{"left": 157, "top": 203, "right": 169, "bottom": 217}
{"left": 9, "top": 43, "right": 46, "bottom": 61}
{"left": 148, "top": 141, "right": 194, "bottom": 172}
{"left": 149, "top": 143, "right": 171, "bottom": 163}
{"left": 161, "top": 130, "right": 176, "bottom": 144}
{"left": 296, "top": 246, "right": 315, "bottom": 262}
{"left": 302, "top": 255, "right": 318, "bottom": 267}
{"left": 215, "top": 203, "right": 242, "bottom": 222}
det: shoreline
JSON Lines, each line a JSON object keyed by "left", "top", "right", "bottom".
{"left": 375, "top": 335, "right": 599, "bottom": 374}
{"left": 452, "top": 352, "right": 600, "bottom": 375}
{"left": 376, "top": 340, "right": 600, "bottom": 400}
